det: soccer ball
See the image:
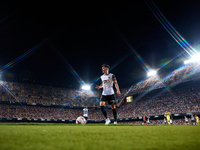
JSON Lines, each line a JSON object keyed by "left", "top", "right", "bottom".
{"left": 76, "top": 116, "right": 87, "bottom": 124}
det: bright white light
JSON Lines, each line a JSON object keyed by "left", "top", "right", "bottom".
{"left": 147, "top": 70, "right": 157, "bottom": 77}
{"left": 184, "top": 53, "right": 200, "bottom": 64}
{"left": 81, "top": 84, "right": 91, "bottom": 90}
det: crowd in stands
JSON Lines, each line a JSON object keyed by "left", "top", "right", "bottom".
{"left": 0, "top": 81, "right": 100, "bottom": 107}
{"left": 118, "top": 81, "right": 200, "bottom": 119}
{"left": 0, "top": 102, "right": 195, "bottom": 125}
{"left": 0, "top": 80, "right": 199, "bottom": 121}
{"left": 0, "top": 63, "right": 200, "bottom": 124}
{"left": 121, "top": 63, "right": 200, "bottom": 98}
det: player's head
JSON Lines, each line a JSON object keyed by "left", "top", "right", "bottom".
{"left": 102, "top": 64, "right": 110, "bottom": 74}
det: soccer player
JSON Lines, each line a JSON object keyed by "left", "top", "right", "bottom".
{"left": 143, "top": 113, "right": 147, "bottom": 125}
{"left": 83, "top": 106, "right": 88, "bottom": 121}
{"left": 95, "top": 64, "right": 121, "bottom": 125}
{"left": 184, "top": 116, "right": 189, "bottom": 125}
{"left": 195, "top": 115, "right": 199, "bottom": 125}
{"left": 170, "top": 119, "right": 173, "bottom": 125}
{"left": 165, "top": 111, "right": 173, "bottom": 125}
{"left": 147, "top": 117, "right": 150, "bottom": 125}
{"left": 191, "top": 114, "right": 195, "bottom": 125}
{"left": 164, "top": 117, "right": 167, "bottom": 124}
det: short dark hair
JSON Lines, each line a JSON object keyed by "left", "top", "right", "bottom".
{"left": 102, "top": 64, "right": 110, "bottom": 68}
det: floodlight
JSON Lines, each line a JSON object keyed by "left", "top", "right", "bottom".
{"left": 81, "top": 84, "right": 91, "bottom": 90}
{"left": 184, "top": 53, "right": 200, "bottom": 64}
{"left": 147, "top": 70, "right": 157, "bottom": 77}
{"left": 184, "top": 59, "right": 192, "bottom": 64}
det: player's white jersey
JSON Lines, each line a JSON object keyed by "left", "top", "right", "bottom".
{"left": 83, "top": 108, "right": 88, "bottom": 117}
{"left": 101, "top": 73, "right": 115, "bottom": 95}
{"left": 185, "top": 117, "right": 188, "bottom": 122}
{"left": 191, "top": 115, "right": 194, "bottom": 121}
{"left": 147, "top": 118, "right": 150, "bottom": 124}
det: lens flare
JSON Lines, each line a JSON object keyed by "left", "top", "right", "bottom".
{"left": 1, "top": 37, "right": 51, "bottom": 73}
{"left": 145, "top": 0, "right": 197, "bottom": 56}
{"left": 51, "top": 45, "right": 85, "bottom": 85}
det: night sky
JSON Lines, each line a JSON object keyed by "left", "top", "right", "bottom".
{"left": 1, "top": 0, "right": 200, "bottom": 90}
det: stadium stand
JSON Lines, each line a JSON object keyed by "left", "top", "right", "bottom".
{"left": 0, "top": 63, "right": 200, "bottom": 124}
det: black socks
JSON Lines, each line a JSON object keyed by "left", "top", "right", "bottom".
{"left": 112, "top": 109, "right": 117, "bottom": 121}
{"left": 101, "top": 106, "right": 117, "bottom": 121}
{"left": 100, "top": 106, "right": 108, "bottom": 119}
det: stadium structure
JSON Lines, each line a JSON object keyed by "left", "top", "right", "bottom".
{"left": 0, "top": 62, "right": 200, "bottom": 125}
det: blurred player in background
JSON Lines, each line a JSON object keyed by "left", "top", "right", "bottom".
{"left": 83, "top": 106, "right": 88, "bottom": 121}
{"left": 95, "top": 64, "right": 121, "bottom": 125}
{"left": 147, "top": 117, "right": 150, "bottom": 125}
{"left": 143, "top": 113, "right": 147, "bottom": 125}
{"left": 170, "top": 119, "right": 173, "bottom": 125}
{"left": 195, "top": 115, "right": 199, "bottom": 125}
{"left": 191, "top": 114, "right": 195, "bottom": 125}
{"left": 165, "top": 111, "right": 173, "bottom": 125}
{"left": 164, "top": 117, "right": 167, "bottom": 124}
{"left": 184, "top": 116, "right": 189, "bottom": 125}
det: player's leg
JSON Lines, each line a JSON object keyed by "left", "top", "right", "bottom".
{"left": 170, "top": 119, "right": 173, "bottom": 125}
{"left": 100, "top": 96, "right": 111, "bottom": 125}
{"left": 84, "top": 116, "right": 88, "bottom": 121}
{"left": 168, "top": 121, "right": 170, "bottom": 125}
{"left": 100, "top": 101, "right": 108, "bottom": 119}
{"left": 111, "top": 104, "right": 117, "bottom": 124}
{"left": 108, "top": 95, "right": 117, "bottom": 124}
{"left": 167, "top": 117, "right": 171, "bottom": 125}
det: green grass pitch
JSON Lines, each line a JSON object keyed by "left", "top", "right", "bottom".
{"left": 0, "top": 123, "right": 199, "bottom": 150}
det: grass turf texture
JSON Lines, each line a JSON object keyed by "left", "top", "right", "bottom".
{"left": 0, "top": 123, "right": 199, "bottom": 150}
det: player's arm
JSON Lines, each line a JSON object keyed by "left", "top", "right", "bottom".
{"left": 95, "top": 83, "right": 102, "bottom": 90}
{"left": 113, "top": 75, "right": 121, "bottom": 96}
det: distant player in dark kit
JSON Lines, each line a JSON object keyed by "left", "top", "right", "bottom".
{"left": 95, "top": 64, "right": 121, "bottom": 125}
{"left": 143, "top": 114, "right": 147, "bottom": 125}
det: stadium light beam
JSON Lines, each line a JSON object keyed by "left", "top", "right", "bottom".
{"left": 145, "top": 0, "right": 197, "bottom": 56}
{"left": 81, "top": 84, "right": 91, "bottom": 90}
{"left": 147, "top": 70, "right": 157, "bottom": 77}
